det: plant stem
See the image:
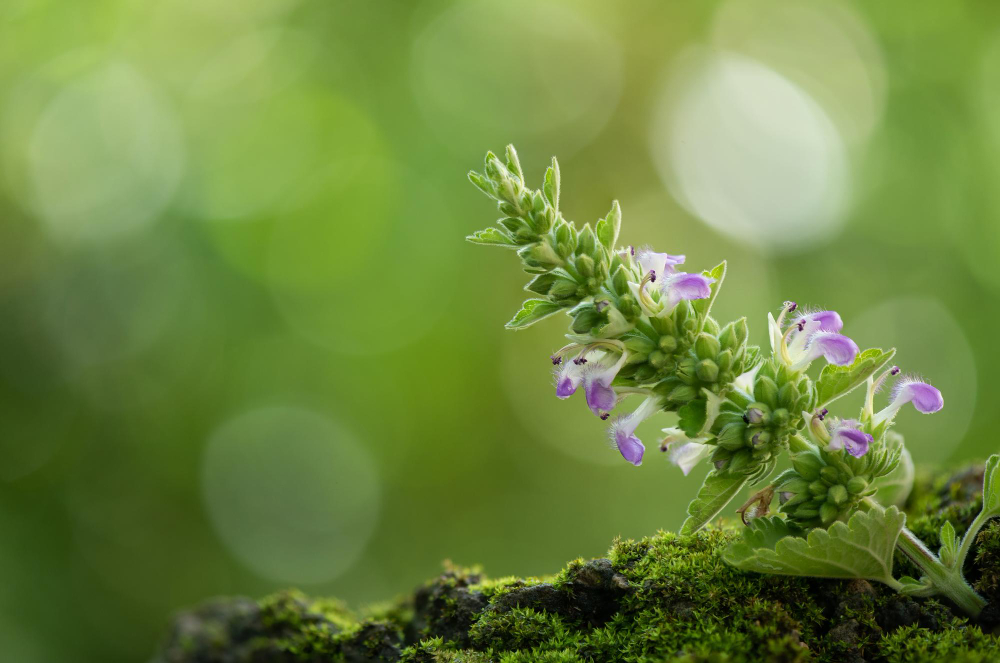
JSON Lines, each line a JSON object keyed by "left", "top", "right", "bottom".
{"left": 955, "top": 509, "right": 994, "bottom": 572}
{"left": 895, "top": 526, "right": 986, "bottom": 618}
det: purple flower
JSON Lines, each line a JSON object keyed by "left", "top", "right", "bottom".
{"left": 828, "top": 420, "right": 874, "bottom": 458}
{"left": 608, "top": 397, "right": 664, "bottom": 466}
{"left": 660, "top": 272, "right": 715, "bottom": 311}
{"left": 771, "top": 306, "right": 858, "bottom": 371}
{"left": 554, "top": 357, "right": 587, "bottom": 398}
{"left": 796, "top": 332, "right": 859, "bottom": 368}
{"left": 582, "top": 353, "right": 628, "bottom": 417}
{"left": 873, "top": 379, "right": 944, "bottom": 426}
{"left": 637, "top": 249, "right": 685, "bottom": 279}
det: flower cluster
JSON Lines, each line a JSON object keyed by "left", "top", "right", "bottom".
{"left": 468, "top": 144, "right": 988, "bottom": 618}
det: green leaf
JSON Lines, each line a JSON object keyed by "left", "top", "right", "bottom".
{"left": 542, "top": 157, "right": 560, "bottom": 214}
{"left": 505, "top": 299, "right": 564, "bottom": 329}
{"left": 595, "top": 201, "right": 621, "bottom": 252}
{"left": 724, "top": 505, "right": 906, "bottom": 587}
{"left": 680, "top": 471, "right": 748, "bottom": 535}
{"left": 940, "top": 520, "right": 958, "bottom": 568}
{"left": 693, "top": 261, "right": 726, "bottom": 328}
{"left": 466, "top": 227, "right": 516, "bottom": 248}
{"left": 677, "top": 399, "right": 707, "bottom": 438}
{"left": 980, "top": 454, "right": 1000, "bottom": 518}
{"left": 738, "top": 516, "right": 804, "bottom": 550}
{"left": 815, "top": 347, "right": 895, "bottom": 407}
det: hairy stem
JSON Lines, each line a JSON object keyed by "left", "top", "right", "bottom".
{"left": 895, "top": 525, "right": 986, "bottom": 618}
{"left": 955, "top": 510, "right": 994, "bottom": 572}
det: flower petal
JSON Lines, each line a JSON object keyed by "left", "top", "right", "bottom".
{"left": 662, "top": 272, "right": 715, "bottom": 310}
{"left": 585, "top": 379, "right": 617, "bottom": 415}
{"left": 805, "top": 332, "right": 859, "bottom": 367}
{"left": 637, "top": 249, "right": 685, "bottom": 278}
{"left": 615, "top": 430, "right": 645, "bottom": 466}
{"left": 798, "top": 310, "right": 843, "bottom": 333}
{"left": 832, "top": 426, "right": 873, "bottom": 458}
{"left": 669, "top": 442, "right": 712, "bottom": 475}
{"left": 895, "top": 380, "right": 944, "bottom": 414}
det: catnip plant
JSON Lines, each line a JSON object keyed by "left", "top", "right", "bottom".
{"left": 468, "top": 145, "right": 999, "bottom": 618}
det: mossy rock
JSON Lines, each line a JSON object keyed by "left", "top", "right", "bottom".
{"left": 154, "top": 464, "right": 1000, "bottom": 663}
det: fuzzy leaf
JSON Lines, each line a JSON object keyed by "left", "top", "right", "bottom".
{"left": 980, "top": 454, "right": 1000, "bottom": 518}
{"left": 467, "top": 227, "right": 516, "bottom": 248}
{"left": 595, "top": 201, "right": 621, "bottom": 253}
{"left": 815, "top": 347, "right": 895, "bottom": 407}
{"left": 724, "top": 505, "right": 906, "bottom": 586}
{"left": 677, "top": 399, "right": 707, "bottom": 438}
{"left": 693, "top": 261, "right": 726, "bottom": 329}
{"left": 505, "top": 299, "right": 564, "bottom": 329}
{"left": 680, "top": 471, "right": 748, "bottom": 535}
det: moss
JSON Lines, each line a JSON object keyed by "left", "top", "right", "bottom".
{"left": 155, "top": 464, "right": 1000, "bottom": 663}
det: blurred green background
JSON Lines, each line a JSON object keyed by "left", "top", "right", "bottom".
{"left": 1, "top": 0, "right": 999, "bottom": 659}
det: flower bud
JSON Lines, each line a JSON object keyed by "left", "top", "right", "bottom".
{"left": 846, "top": 476, "right": 869, "bottom": 495}
{"left": 808, "top": 480, "right": 827, "bottom": 496}
{"left": 819, "top": 502, "right": 839, "bottom": 525}
{"left": 575, "top": 254, "right": 595, "bottom": 278}
{"left": 791, "top": 452, "right": 823, "bottom": 481}
{"left": 728, "top": 449, "right": 752, "bottom": 473}
{"left": 696, "top": 359, "right": 719, "bottom": 383}
{"left": 694, "top": 333, "right": 721, "bottom": 360}
{"left": 754, "top": 376, "right": 779, "bottom": 406}
{"left": 770, "top": 408, "right": 789, "bottom": 427}
{"left": 820, "top": 466, "right": 841, "bottom": 484}
{"left": 717, "top": 423, "right": 747, "bottom": 451}
{"left": 648, "top": 350, "right": 668, "bottom": 370}
{"left": 716, "top": 349, "right": 734, "bottom": 371}
{"left": 658, "top": 335, "right": 678, "bottom": 353}
{"left": 828, "top": 484, "right": 849, "bottom": 506}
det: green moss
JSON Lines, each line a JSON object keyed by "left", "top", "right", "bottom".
{"left": 155, "top": 464, "right": 999, "bottom": 663}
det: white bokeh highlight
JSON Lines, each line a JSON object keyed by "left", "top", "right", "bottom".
{"left": 651, "top": 50, "right": 851, "bottom": 253}
{"left": 26, "top": 62, "right": 184, "bottom": 245}
{"left": 202, "top": 406, "right": 380, "bottom": 584}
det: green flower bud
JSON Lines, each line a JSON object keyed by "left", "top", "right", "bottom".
{"left": 754, "top": 376, "right": 779, "bottom": 406}
{"left": 808, "top": 480, "right": 827, "bottom": 496}
{"left": 847, "top": 476, "right": 869, "bottom": 495}
{"left": 820, "top": 466, "right": 841, "bottom": 485}
{"left": 611, "top": 266, "right": 630, "bottom": 297}
{"left": 716, "top": 349, "right": 733, "bottom": 371}
{"left": 778, "top": 477, "right": 810, "bottom": 494}
{"left": 777, "top": 383, "right": 796, "bottom": 409}
{"left": 694, "top": 333, "right": 721, "bottom": 360}
{"left": 676, "top": 357, "right": 698, "bottom": 385}
{"left": 718, "top": 322, "right": 737, "bottom": 349}
{"left": 770, "top": 408, "right": 789, "bottom": 427}
{"left": 717, "top": 423, "right": 747, "bottom": 451}
{"left": 828, "top": 484, "right": 849, "bottom": 506}
{"left": 794, "top": 506, "right": 819, "bottom": 520}
{"left": 576, "top": 254, "right": 596, "bottom": 278}
{"left": 624, "top": 336, "right": 656, "bottom": 355}
{"left": 728, "top": 449, "right": 752, "bottom": 473}
{"left": 571, "top": 306, "right": 601, "bottom": 334}
{"left": 618, "top": 294, "right": 641, "bottom": 321}
{"left": 696, "top": 359, "right": 719, "bottom": 383}
{"left": 791, "top": 451, "right": 823, "bottom": 481}
{"left": 658, "top": 335, "right": 678, "bottom": 353}
{"left": 819, "top": 502, "right": 840, "bottom": 525}
{"left": 648, "top": 350, "right": 668, "bottom": 370}
{"left": 550, "top": 281, "right": 581, "bottom": 302}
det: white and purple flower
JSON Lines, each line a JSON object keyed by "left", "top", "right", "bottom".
{"left": 768, "top": 304, "right": 859, "bottom": 371}
{"left": 871, "top": 378, "right": 944, "bottom": 427}
{"left": 628, "top": 247, "right": 714, "bottom": 318}
{"left": 827, "top": 419, "right": 874, "bottom": 458}
{"left": 659, "top": 427, "right": 712, "bottom": 475}
{"left": 608, "top": 397, "right": 664, "bottom": 466}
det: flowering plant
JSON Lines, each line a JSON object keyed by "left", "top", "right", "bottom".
{"left": 468, "top": 145, "right": 998, "bottom": 617}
